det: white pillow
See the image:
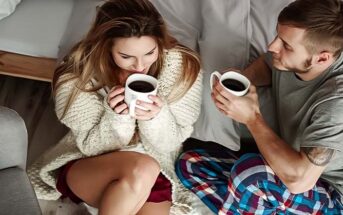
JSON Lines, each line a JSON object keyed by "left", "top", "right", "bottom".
{"left": 249, "top": 0, "right": 294, "bottom": 61}
{"left": 151, "top": 0, "right": 201, "bottom": 51}
{"left": 0, "top": 0, "right": 21, "bottom": 20}
{"left": 58, "top": 0, "right": 101, "bottom": 61}
{"left": 191, "top": 0, "right": 251, "bottom": 150}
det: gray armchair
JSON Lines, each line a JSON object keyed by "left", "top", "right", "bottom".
{"left": 0, "top": 106, "right": 41, "bottom": 215}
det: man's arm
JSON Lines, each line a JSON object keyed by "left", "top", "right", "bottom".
{"left": 241, "top": 55, "right": 272, "bottom": 87}
{"left": 212, "top": 72, "right": 338, "bottom": 194}
{"left": 246, "top": 115, "right": 334, "bottom": 194}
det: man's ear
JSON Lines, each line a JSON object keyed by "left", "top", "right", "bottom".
{"left": 315, "top": 51, "right": 333, "bottom": 65}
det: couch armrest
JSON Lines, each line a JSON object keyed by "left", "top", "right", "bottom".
{"left": 0, "top": 106, "right": 28, "bottom": 170}
{"left": 0, "top": 167, "right": 41, "bottom": 215}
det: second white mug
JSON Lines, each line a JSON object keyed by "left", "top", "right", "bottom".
{"left": 210, "top": 71, "right": 250, "bottom": 96}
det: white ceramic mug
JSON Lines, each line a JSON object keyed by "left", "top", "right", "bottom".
{"left": 210, "top": 71, "right": 250, "bottom": 96}
{"left": 124, "top": 73, "right": 158, "bottom": 117}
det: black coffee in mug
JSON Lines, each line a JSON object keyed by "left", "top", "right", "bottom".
{"left": 221, "top": 78, "right": 246, "bottom": 91}
{"left": 128, "top": 81, "right": 155, "bottom": 93}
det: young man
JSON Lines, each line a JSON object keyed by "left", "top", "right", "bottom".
{"left": 176, "top": 0, "right": 343, "bottom": 214}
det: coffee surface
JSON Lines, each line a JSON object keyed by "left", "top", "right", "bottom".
{"left": 128, "top": 81, "right": 155, "bottom": 92}
{"left": 222, "top": 79, "right": 245, "bottom": 91}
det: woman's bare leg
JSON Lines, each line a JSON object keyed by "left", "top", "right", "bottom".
{"left": 137, "top": 201, "right": 172, "bottom": 215}
{"left": 130, "top": 191, "right": 150, "bottom": 213}
{"left": 66, "top": 151, "right": 160, "bottom": 215}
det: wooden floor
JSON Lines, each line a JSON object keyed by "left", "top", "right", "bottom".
{"left": 39, "top": 199, "right": 93, "bottom": 215}
{"left": 0, "top": 74, "right": 68, "bottom": 165}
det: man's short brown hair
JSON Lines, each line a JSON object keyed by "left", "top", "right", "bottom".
{"left": 278, "top": 0, "right": 343, "bottom": 57}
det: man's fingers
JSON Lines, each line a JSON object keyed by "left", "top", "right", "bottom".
{"left": 212, "top": 83, "right": 237, "bottom": 108}
{"left": 214, "top": 82, "right": 236, "bottom": 101}
{"left": 212, "top": 91, "right": 231, "bottom": 108}
{"left": 249, "top": 84, "right": 257, "bottom": 93}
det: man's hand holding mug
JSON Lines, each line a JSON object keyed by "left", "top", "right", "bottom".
{"left": 210, "top": 70, "right": 261, "bottom": 125}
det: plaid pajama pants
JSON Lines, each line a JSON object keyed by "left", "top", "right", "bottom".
{"left": 176, "top": 147, "right": 343, "bottom": 214}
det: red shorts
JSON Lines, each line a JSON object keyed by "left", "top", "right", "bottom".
{"left": 56, "top": 160, "right": 172, "bottom": 204}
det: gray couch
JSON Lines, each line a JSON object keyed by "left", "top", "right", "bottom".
{"left": 0, "top": 106, "right": 41, "bottom": 215}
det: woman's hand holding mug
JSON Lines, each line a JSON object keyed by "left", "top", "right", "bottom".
{"left": 107, "top": 86, "right": 129, "bottom": 114}
{"left": 134, "top": 95, "right": 163, "bottom": 120}
{"left": 124, "top": 73, "right": 161, "bottom": 120}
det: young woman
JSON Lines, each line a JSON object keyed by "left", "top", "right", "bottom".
{"left": 28, "top": 0, "right": 202, "bottom": 214}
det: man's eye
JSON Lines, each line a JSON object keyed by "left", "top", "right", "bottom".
{"left": 284, "top": 44, "right": 291, "bottom": 51}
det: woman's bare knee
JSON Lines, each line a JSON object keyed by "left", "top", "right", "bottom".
{"left": 65, "top": 152, "right": 161, "bottom": 207}
{"left": 122, "top": 153, "right": 160, "bottom": 193}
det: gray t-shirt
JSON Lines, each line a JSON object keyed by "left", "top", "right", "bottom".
{"left": 265, "top": 52, "right": 343, "bottom": 196}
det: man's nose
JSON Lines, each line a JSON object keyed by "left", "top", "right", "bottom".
{"left": 268, "top": 37, "right": 281, "bottom": 54}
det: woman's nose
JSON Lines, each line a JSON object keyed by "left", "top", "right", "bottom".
{"left": 133, "top": 59, "right": 144, "bottom": 71}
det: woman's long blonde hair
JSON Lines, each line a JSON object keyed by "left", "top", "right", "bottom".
{"left": 53, "top": 0, "right": 200, "bottom": 117}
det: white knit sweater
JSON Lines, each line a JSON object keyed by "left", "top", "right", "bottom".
{"left": 28, "top": 49, "right": 203, "bottom": 214}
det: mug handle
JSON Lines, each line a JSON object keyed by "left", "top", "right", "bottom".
{"left": 210, "top": 71, "right": 221, "bottom": 90}
{"left": 129, "top": 99, "right": 137, "bottom": 117}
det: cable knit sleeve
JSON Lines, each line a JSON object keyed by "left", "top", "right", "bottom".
{"left": 55, "top": 80, "right": 136, "bottom": 156}
{"left": 138, "top": 50, "right": 203, "bottom": 153}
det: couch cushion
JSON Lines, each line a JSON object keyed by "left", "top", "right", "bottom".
{"left": 0, "top": 168, "right": 41, "bottom": 215}
{"left": 0, "top": 0, "right": 74, "bottom": 58}
{"left": 0, "top": 106, "right": 27, "bottom": 170}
